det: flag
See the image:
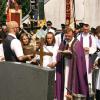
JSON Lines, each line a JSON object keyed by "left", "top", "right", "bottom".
{"left": 66, "top": 0, "right": 75, "bottom": 29}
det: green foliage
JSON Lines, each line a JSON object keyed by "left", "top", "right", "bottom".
{"left": 21, "top": 0, "right": 30, "bottom": 17}
{"left": 0, "top": 0, "right": 6, "bottom": 23}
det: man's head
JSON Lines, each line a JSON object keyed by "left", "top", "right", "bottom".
{"left": 83, "top": 24, "right": 90, "bottom": 34}
{"left": 61, "top": 24, "right": 65, "bottom": 29}
{"left": 7, "top": 21, "right": 19, "bottom": 35}
{"left": 46, "top": 21, "right": 52, "bottom": 29}
{"left": 64, "top": 28, "right": 74, "bottom": 42}
{"left": 74, "top": 25, "right": 80, "bottom": 36}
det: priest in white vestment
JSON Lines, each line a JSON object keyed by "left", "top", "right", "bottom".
{"left": 77, "top": 24, "right": 97, "bottom": 88}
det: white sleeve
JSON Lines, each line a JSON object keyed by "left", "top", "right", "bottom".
{"left": 11, "top": 39, "right": 24, "bottom": 57}
{"left": 52, "top": 45, "right": 58, "bottom": 63}
{"left": 0, "top": 44, "right": 4, "bottom": 58}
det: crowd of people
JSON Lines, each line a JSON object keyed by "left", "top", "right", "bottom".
{"left": 0, "top": 20, "right": 100, "bottom": 100}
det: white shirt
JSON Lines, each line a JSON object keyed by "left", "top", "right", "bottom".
{"left": 96, "top": 69, "right": 100, "bottom": 90}
{"left": 9, "top": 34, "right": 24, "bottom": 58}
{"left": 77, "top": 33, "right": 97, "bottom": 54}
{"left": 55, "top": 33, "right": 62, "bottom": 48}
{"left": 55, "top": 33, "right": 65, "bottom": 49}
{"left": 0, "top": 43, "right": 5, "bottom": 61}
{"left": 48, "top": 28, "right": 55, "bottom": 35}
{"left": 36, "top": 29, "right": 47, "bottom": 39}
{"left": 43, "top": 45, "right": 57, "bottom": 68}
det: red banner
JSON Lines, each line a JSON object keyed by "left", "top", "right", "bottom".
{"left": 66, "top": 0, "right": 71, "bottom": 26}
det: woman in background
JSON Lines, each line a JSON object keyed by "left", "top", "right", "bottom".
{"left": 20, "top": 33, "right": 35, "bottom": 62}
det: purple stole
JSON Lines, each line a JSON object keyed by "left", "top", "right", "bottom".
{"left": 80, "top": 33, "right": 93, "bottom": 73}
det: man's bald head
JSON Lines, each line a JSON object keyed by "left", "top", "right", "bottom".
{"left": 7, "top": 21, "right": 19, "bottom": 34}
{"left": 7, "top": 21, "right": 18, "bottom": 29}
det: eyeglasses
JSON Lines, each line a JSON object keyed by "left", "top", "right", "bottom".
{"left": 14, "top": 27, "right": 20, "bottom": 29}
{"left": 16, "top": 26, "right": 19, "bottom": 28}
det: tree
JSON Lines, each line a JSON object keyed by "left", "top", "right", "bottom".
{"left": 17, "top": 0, "right": 30, "bottom": 17}
{"left": 0, "top": 0, "right": 6, "bottom": 23}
